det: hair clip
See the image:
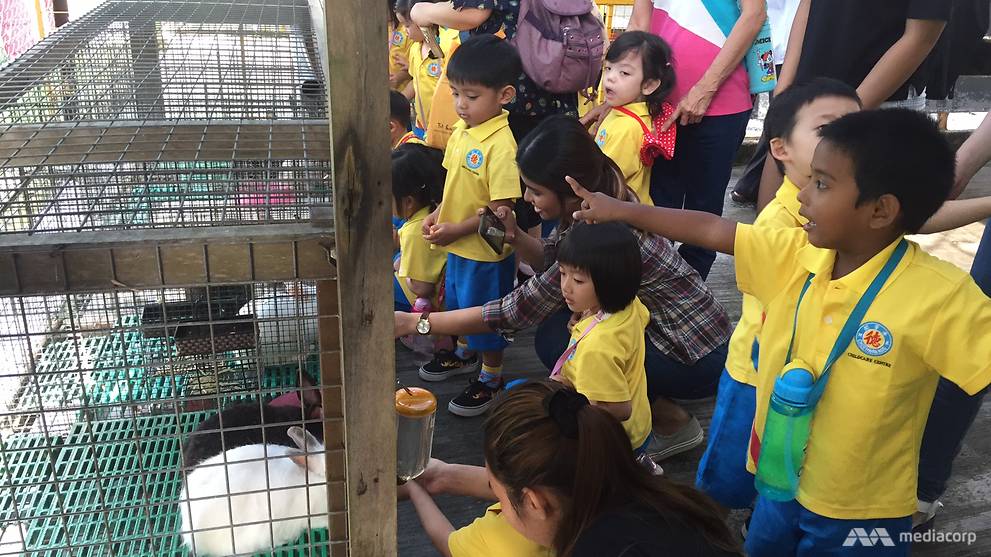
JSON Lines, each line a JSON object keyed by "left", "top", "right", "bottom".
{"left": 543, "top": 389, "right": 589, "bottom": 439}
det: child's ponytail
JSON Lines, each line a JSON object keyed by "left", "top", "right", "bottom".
{"left": 605, "top": 31, "right": 676, "bottom": 119}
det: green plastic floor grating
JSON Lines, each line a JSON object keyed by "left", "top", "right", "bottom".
{"left": 0, "top": 435, "right": 60, "bottom": 524}
{"left": 17, "top": 413, "right": 329, "bottom": 557}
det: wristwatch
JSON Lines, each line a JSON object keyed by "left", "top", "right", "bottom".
{"left": 415, "top": 311, "right": 432, "bottom": 335}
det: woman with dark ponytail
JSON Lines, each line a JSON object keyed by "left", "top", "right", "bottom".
{"left": 396, "top": 116, "right": 730, "bottom": 464}
{"left": 407, "top": 380, "right": 741, "bottom": 556}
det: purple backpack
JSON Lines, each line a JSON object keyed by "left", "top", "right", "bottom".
{"left": 510, "top": 0, "right": 605, "bottom": 94}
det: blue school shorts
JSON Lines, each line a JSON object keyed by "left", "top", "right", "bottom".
{"left": 695, "top": 368, "right": 758, "bottom": 509}
{"left": 746, "top": 496, "right": 911, "bottom": 557}
{"left": 445, "top": 253, "right": 515, "bottom": 352}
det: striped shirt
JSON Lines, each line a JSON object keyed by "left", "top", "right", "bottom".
{"left": 482, "top": 224, "right": 731, "bottom": 364}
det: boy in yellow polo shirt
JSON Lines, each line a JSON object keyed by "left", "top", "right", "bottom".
{"left": 390, "top": 90, "right": 424, "bottom": 150}
{"left": 569, "top": 109, "right": 991, "bottom": 556}
{"left": 419, "top": 36, "right": 522, "bottom": 416}
{"left": 695, "top": 79, "right": 862, "bottom": 511}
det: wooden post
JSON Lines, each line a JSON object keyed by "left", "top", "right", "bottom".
{"left": 324, "top": 0, "right": 397, "bottom": 554}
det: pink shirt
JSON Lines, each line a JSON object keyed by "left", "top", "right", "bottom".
{"left": 650, "top": 0, "right": 752, "bottom": 117}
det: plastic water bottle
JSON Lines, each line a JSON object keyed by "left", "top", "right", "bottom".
{"left": 745, "top": 18, "right": 776, "bottom": 94}
{"left": 754, "top": 366, "right": 814, "bottom": 501}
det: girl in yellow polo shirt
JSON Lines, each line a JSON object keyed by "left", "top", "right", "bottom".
{"left": 594, "top": 32, "right": 676, "bottom": 206}
{"left": 552, "top": 222, "right": 653, "bottom": 457}
{"left": 392, "top": 144, "right": 448, "bottom": 329}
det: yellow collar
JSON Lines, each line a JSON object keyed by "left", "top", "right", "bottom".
{"left": 797, "top": 236, "right": 909, "bottom": 293}
{"left": 612, "top": 101, "right": 650, "bottom": 118}
{"left": 394, "top": 131, "right": 417, "bottom": 149}
{"left": 453, "top": 110, "right": 511, "bottom": 142}
{"left": 776, "top": 175, "right": 806, "bottom": 224}
{"left": 407, "top": 206, "right": 432, "bottom": 222}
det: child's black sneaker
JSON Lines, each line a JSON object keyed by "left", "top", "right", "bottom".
{"left": 448, "top": 378, "right": 503, "bottom": 417}
{"left": 418, "top": 350, "right": 480, "bottom": 382}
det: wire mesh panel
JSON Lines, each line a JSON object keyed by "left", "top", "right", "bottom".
{"left": 0, "top": 280, "right": 342, "bottom": 556}
{"left": 0, "top": 0, "right": 333, "bottom": 235}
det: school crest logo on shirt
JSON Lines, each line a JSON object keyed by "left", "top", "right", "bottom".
{"left": 855, "top": 322, "right": 893, "bottom": 357}
{"left": 390, "top": 30, "right": 404, "bottom": 46}
{"left": 595, "top": 128, "right": 607, "bottom": 147}
{"left": 427, "top": 61, "right": 442, "bottom": 77}
{"left": 465, "top": 149, "right": 484, "bottom": 169}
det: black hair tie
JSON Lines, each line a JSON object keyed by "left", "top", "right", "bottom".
{"left": 544, "top": 389, "right": 589, "bottom": 439}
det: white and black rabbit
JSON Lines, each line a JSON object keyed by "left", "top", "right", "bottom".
{"left": 182, "top": 402, "right": 324, "bottom": 469}
{"left": 180, "top": 426, "right": 328, "bottom": 556}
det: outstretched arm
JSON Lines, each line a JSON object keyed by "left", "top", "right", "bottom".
{"left": 410, "top": 1, "right": 492, "bottom": 30}
{"left": 396, "top": 307, "right": 491, "bottom": 337}
{"left": 951, "top": 113, "right": 991, "bottom": 199}
{"left": 920, "top": 197, "right": 991, "bottom": 234}
{"left": 568, "top": 177, "right": 738, "bottom": 255}
{"left": 406, "top": 481, "right": 456, "bottom": 557}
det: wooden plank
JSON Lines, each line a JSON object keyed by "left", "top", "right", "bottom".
{"left": 322, "top": 0, "right": 397, "bottom": 550}
{"left": 0, "top": 225, "right": 337, "bottom": 295}
{"left": 0, "top": 122, "right": 332, "bottom": 168}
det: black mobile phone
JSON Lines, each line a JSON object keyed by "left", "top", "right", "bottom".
{"left": 478, "top": 207, "right": 506, "bottom": 255}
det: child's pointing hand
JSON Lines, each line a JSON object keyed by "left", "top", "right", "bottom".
{"left": 567, "top": 175, "right": 627, "bottom": 224}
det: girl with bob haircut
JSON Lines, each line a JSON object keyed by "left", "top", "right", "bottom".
{"left": 555, "top": 222, "right": 654, "bottom": 461}
{"left": 404, "top": 380, "right": 741, "bottom": 556}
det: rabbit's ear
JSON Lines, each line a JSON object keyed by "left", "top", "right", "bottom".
{"left": 287, "top": 426, "right": 322, "bottom": 451}
{"left": 287, "top": 426, "right": 325, "bottom": 476}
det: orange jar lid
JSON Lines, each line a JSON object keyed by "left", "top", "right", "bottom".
{"left": 395, "top": 387, "right": 437, "bottom": 417}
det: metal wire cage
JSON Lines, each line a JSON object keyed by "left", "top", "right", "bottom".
{"left": 0, "top": 0, "right": 344, "bottom": 555}
{"left": 0, "top": 0, "right": 333, "bottom": 235}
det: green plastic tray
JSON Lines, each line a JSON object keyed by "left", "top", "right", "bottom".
{"left": 19, "top": 413, "right": 329, "bottom": 557}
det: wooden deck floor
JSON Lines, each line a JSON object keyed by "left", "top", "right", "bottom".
{"left": 396, "top": 164, "right": 991, "bottom": 557}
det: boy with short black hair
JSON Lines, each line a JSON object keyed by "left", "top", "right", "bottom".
{"left": 418, "top": 35, "right": 523, "bottom": 416}
{"left": 390, "top": 90, "right": 422, "bottom": 149}
{"left": 695, "top": 78, "right": 861, "bottom": 512}
{"left": 570, "top": 108, "right": 991, "bottom": 555}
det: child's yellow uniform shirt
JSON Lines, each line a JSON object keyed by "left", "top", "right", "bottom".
{"left": 725, "top": 176, "right": 806, "bottom": 386}
{"left": 448, "top": 504, "right": 552, "bottom": 557}
{"left": 408, "top": 29, "right": 461, "bottom": 130}
{"left": 562, "top": 298, "right": 652, "bottom": 448}
{"left": 408, "top": 43, "right": 443, "bottom": 130}
{"left": 438, "top": 111, "right": 519, "bottom": 262}
{"left": 397, "top": 207, "right": 447, "bottom": 306}
{"left": 595, "top": 102, "right": 653, "bottom": 205}
{"left": 735, "top": 225, "right": 991, "bottom": 519}
{"left": 388, "top": 25, "right": 413, "bottom": 92}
